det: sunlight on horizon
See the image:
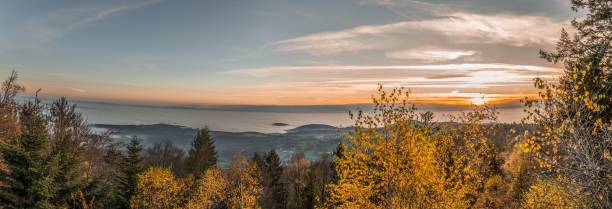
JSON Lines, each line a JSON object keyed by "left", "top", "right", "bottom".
{"left": 470, "top": 97, "right": 487, "bottom": 106}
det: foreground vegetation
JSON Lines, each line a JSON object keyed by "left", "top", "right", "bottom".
{"left": 0, "top": 0, "right": 610, "bottom": 208}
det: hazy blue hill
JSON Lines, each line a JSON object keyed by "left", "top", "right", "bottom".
{"left": 287, "top": 124, "right": 338, "bottom": 132}
{"left": 93, "top": 123, "right": 351, "bottom": 163}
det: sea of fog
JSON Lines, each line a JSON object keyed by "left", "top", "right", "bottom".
{"left": 63, "top": 101, "right": 526, "bottom": 133}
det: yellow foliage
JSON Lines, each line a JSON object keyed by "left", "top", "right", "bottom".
{"left": 522, "top": 64, "right": 611, "bottom": 207}
{"left": 130, "top": 167, "right": 184, "bottom": 209}
{"left": 186, "top": 167, "right": 227, "bottom": 209}
{"left": 327, "top": 86, "right": 499, "bottom": 209}
{"left": 521, "top": 178, "right": 587, "bottom": 209}
{"left": 225, "top": 155, "right": 263, "bottom": 209}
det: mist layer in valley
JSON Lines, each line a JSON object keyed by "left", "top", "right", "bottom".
{"left": 93, "top": 123, "right": 351, "bottom": 163}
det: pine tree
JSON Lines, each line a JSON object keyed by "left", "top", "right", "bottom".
{"left": 184, "top": 127, "right": 217, "bottom": 176}
{"left": 263, "top": 149, "right": 285, "bottom": 209}
{"left": 119, "top": 136, "right": 144, "bottom": 208}
{"left": 48, "top": 97, "right": 89, "bottom": 207}
{"left": 330, "top": 141, "right": 345, "bottom": 184}
{"left": 0, "top": 99, "right": 58, "bottom": 208}
{"left": 251, "top": 152, "right": 265, "bottom": 170}
{"left": 97, "top": 143, "right": 126, "bottom": 208}
{"left": 303, "top": 177, "right": 315, "bottom": 209}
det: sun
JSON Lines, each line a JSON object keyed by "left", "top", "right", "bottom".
{"left": 470, "top": 97, "right": 486, "bottom": 105}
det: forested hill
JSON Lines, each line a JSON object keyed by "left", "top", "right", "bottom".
{"left": 93, "top": 122, "right": 524, "bottom": 163}
{"left": 93, "top": 123, "right": 351, "bottom": 163}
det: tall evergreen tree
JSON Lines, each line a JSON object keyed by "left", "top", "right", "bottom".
{"left": 330, "top": 141, "right": 345, "bottom": 184}
{"left": 0, "top": 99, "right": 58, "bottom": 208}
{"left": 96, "top": 142, "right": 125, "bottom": 208}
{"left": 48, "top": 97, "right": 89, "bottom": 207}
{"left": 263, "top": 149, "right": 285, "bottom": 209}
{"left": 251, "top": 152, "right": 265, "bottom": 170}
{"left": 184, "top": 127, "right": 217, "bottom": 176}
{"left": 118, "top": 136, "right": 144, "bottom": 208}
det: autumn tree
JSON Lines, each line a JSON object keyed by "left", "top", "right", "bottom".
{"left": 283, "top": 153, "right": 311, "bottom": 209}
{"left": 145, "top": 141, "right": 185, "bottom": 176}
{"left": 0, "top": 71, "right": 24, "bottom": 191}
{"left": 130, "top": 167, "right": 184, "bottom": 209}
{"left": 185, "top": 127, "right": 217, "bottom": 177}
{"left": 186, "top": 167, "right": 226, "bottom": 209}
{"left": 307, "top": 153, "right": 334, "bottom": 208}
{"left": 225, "top": 155, "right": 262, "bottom": 209}
{"left": 328, "top": 86, "right": 506, "bottom": 208}
{"left": 523, "top": 0, "right": 611, "bottom": 207}
{"left": 521, "top": 178, "right": 587, "bottom": 209}
{"left": 328, "top": 87, "right": 443, "bottom": 208}
{"left": 0, "top": 71, "right": 24, "bottom": 141}
{"left": 434, "top": 107, "right": 500, "bottom": 208}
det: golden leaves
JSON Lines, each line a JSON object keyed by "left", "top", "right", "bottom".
{"left": 130, "top": 167, "right": 184, "bottom": 209}
{"left": 328, "top": 86, "right": 499, "bottom": 208}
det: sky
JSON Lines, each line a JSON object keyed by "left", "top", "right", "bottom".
{"left": 0, "top": 0, "right": 575, "bottom": 106}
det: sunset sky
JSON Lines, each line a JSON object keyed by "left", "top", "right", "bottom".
{"left": 0, "top": 0, "right": 573, "bottom": 106}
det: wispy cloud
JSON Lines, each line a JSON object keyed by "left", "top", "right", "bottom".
{"left": 386, "top": 48, "right": 477, "bottom": 62}
{"left": 75, "top": 0, "right": 162, "bottom": 26}
{"left": 69, "top": 87, "right": 87, "bottom": 93}
{"left": 270, "top": 12, "right": 566, "bottom": 55}
{"left": 0, "top": 0, "right": 161, "bottom": 53}
{"left": 225, "top": 63, "right": 558, "bottom": 77}
{"left": 221, "top": 62, "right": 559, "bottom": 104}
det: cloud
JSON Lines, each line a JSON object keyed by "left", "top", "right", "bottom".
{"left": 221, "top": 62, "right": 560, "bottom": 103}
{"left": 270, "top": 12, "right": 566, "bottom": 55}
{"left": 386, "top": 48, "right": 477, "bottom": 62}
{"left": 75, "top": 0, "right": 162, "bottom": 26}
{"left": 225, "top": 63, "right": 558, "bottom": 77}
{"left": 69, "top": 87, "right": 87, "bottom": 93}
{"left": 270, "top": 23, "right": 399, "bottom": 55}
{"left": 0, "top": 0, "right": 161, "bottom": 53}
{"left": 405, "top": 13, "right": 565, "bottom": 46}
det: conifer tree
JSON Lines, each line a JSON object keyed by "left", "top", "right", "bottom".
{"left": 251, "top": 152, "right": 265, "bottom": 170}
{"left": 48, "top": 97, "right": 90, "bottom": 206}
{"left": 0, "top": 99, "right": 58, "bottom": 208}
{"left": 263, "top": 149, "right": 285, "bottom": 209}
{"left": 98, "top": 142, "right": 126, "bottom": 208}
{"left": 184, "top": 127, "right": 217, "bottom": 176}
{"left": 330, "top": 141, "right": 345, "bottom": 183}
{"left": 119, "top": 136, "right": 144, "bottom": 208}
